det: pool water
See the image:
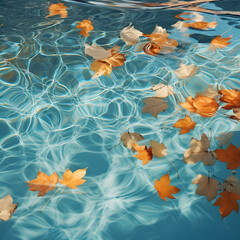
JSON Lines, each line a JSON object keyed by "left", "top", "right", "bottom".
{"left": 0, "top": 0, "right": 240, "bottom": 239}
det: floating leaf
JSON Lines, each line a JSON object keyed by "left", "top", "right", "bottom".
{"left": 120, "top": 132, "right": 144, "bottom": 152}
{"left": 46, "top": 3, "right": 68, "bottom": 18}
{"left": 175, "top": 12, "right": 204, "bottom": 22}
{"left": 150, "top": 140, "right": 167, "bottom": 158}
{"left": 214, "top": 191, "right": 240, "bottom": 219}
{"left": 154, "top": 173, "right": 180, "bottom": 201}
{"left": 229, "top": 108, "right": 240, "bottom": 122}
{"left": 0, "top": 195, "right": 18, "bottom": 221}
{"left": 222, "top": 175, "right": 240, "bottom": 195}
{"left": 143, "top": 42, "right": 161, "bottom": 55}
{"left": 27, "top": 171, "right": 59, "bottom": 197}
{"left": 210, "top": 35, "right": 232, "bottom": 50}
{"left": 215, "top": 144, "right": 240, "bottom": 169}
{"left": 75, "top": 20, "right": 93, "bottom": 37}
{"left": 101, "top": 50, "right": 126, "bottom": 67}
{"left": 173, "top": 115, "right": 196, "bottom": 134}
{"left": 151, "top": 83, "right": 173, "bottom": 98}
{"left": 85, "top": 44, "right": 112, "bottom": 60}
{"left": 216, "top": 132, "right": 234, "bottom": 147}
{"left": 120, "top": 24, "right": 143, "bottom": 45}
{"left": 90, "top": 61, "right": 112, "bottom": 78}
{"left": 174, "top": 63, "right": 198, "bottom": 79}
{"left": 172, "top": 21, "right": 188, "bottom": 31}
{"left": 192, "top": 174, "right": 220, "bottom": 201}
{"left": 180, "top": 95, "right": 219, "bottom": 117}
{"left": 141, "top": 97, "right": 168, "bottom": 118}
{"left": 183, "top": 133, "right": 217, "bottom": 166}
{"left": 183, "top": 21, "right": 217, "bottom": 30}
{"left": 59, "top": 168, "right": 87, "bottom": 189}
{"left": 132, "top": 143, "right": 153, "bottom": 165}
{"left": 197, "top": 86, "right": 219, "bottom": 100}
{"left": 219, "top": 89, "right": 240, "bottom": 110}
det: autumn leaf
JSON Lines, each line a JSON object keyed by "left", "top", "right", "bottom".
{"left": 183, "top": 21, "right": 217, "bottom": 30}
{"left": 151, "top": 83, "right": 174, "bottom": 98}
{"left": 59, "top": 168, "right": 87, "bottom": 189}
{"left": 90, "top": 61, "right": 112, "bottom": 78}
{"left": 0, "top": 195, "right": 17, "bottom": 221}
{"left": 192, "top": 174, "right": 220, "bottom": 201}
{"left": 75, "top": 20, "right": 93, "bottom": 37}
{"left": 101, "top": 50, "right": 126, "bottom": 67}
{"left": 143, "top": 42, "right": 161, "bottom": 55}
{"left": 132, "top": 143, "right": 153, "bottom": 165}
{"left": 141, "top": 97, "right": 168, "bottom": 118}
{"left": 183, "top": 133, "right": 217, "bottom": 166}
{"left": 210, "top": 35, "right": 232, "bottom": 50}
{"left": 172, "top": 21, "right": 188, "bottom": 32}
{"left": 180, "top": 95, "right": 219, "bottom": 117}
{"left": 120, "top": 132, "right": 144, "bottom": 152}
{"left": 216, "top": 132, "right": 234, "bottom": 147}
{"left": 173, "top": 115, "right": 196, "bottom": 134}
{"left": 120, "top": 24, "right": 143, "bottom": 45}
{"left": 175, "top": 12, "right": 204, "bottom": 22}
{"left": 175, "top": 12, "right": 192, "bottom": 21}
{"left": 46, "top": 3, "right": 68, "bottom": 18}
{"left": 215, "top": 144, "right": 240, "bottom": 169}
{"left": 174, "top": 63, "right": 198, "bottom": 79}
{"left": 214, "top": 191, "right": 240, "bottom": 219}
{"left": 229, "top": 108, "right": 240, "bottom": 122}
{"left": 85, "top": 44, "right": 112, "bottom": 60}
{"left": 150, "top": 140, "right": 167, "bottom": 158}
{"left": 197, "top": 86, "right": 219, "bottom": 100}
{"left": 27, "top": 171, "right": 59, "bottom": 197}
{"left": 222, "top": 175, "right": 240, "bottom": 195}
{"left": 219, "top": 89, "right": 240, "bottom": 110}
{"left": 154, "top": 173, "right": 180, "bottom": 201}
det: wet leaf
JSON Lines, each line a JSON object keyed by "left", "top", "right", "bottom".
{"left": 173, "top": 115, "right": 196, "bottom": 134}
{"left": 85, "top": 44, "right": 112, "bottom": 60}
{"left": 150, "top": 140, "right": 167, "bottom": 158}
{"left": 197, "top": 86, "right": 219, "bottom": 100}
{"left": 215, "top": 144, "right": 240, "bottom": 169}
{"left": 192, "top": 174, "right": 220, "bottom": 201}
{"left": 183, "top": 133, "right": 217, "bottom": 166}
{"left": 183, "top": 21, "right": 217, "bottom": 30}
{"left": 210, "top": 35, "right": 232, "bottom": 50}
{"left": 216, "top": 132, "right": 234, "bottom": 147}
{"left": 219, "top": 89, "right": 240, "bottom": 110}
{"left": 120, "top": 132, "right": 144, "bottom": 152}
{"left": 154, "top": 173, "right": 180, "bottom": 201}
{"left": 46, "top": 3, "right": 68, "bottom": 18}
{"left": 143, "top": 42, "right": 161, "bottom": 55}
{"left": 229, "top": 108, "right": 240, "bottom": 122}
{"left": 175, "top": 12, "right": 204, "bottom": 22}
{"left": 214, "top": 191, "right": 240, "bottom": 219}
{"left": 174, "top": 63, "right": 198, "bottom": 79}
{"left": 27, "top": 171, "right": 59, "bottom": 197}
{"left": 132, "top": 143, "right": 153, "bottom": 165}
{"left": 222, "top": 175, "right": 240, "bottom": 195}
{"left": 172, "top": 21, "right": 188, "bottom": 31}
{"left": 101, "top": 50, "right": 126, "bottom": 67}
{"left": 90, "top": 61, "right": 112, "bottom": 78}
{"left": 59, "top": 168, "right": 87, "bottom": 189}
{"left": 75, "top": 20, "right": 93, "bottom": 37}
{"left": 180, "top": 95, "right": 219, "bottom": 117}
{"left": 175, "top": 12, "right": 192, "bottom": 21}
{"left": 151, "top": 83, "right": 174, "bottom": 98}
{"left": 120, "top": 24, "right": 143, "bottom": 45}
{"left": 141, "top": 97, "right": 168, "bottom": 118}
{"left": 0, "top": 195, "right": 18, "bottom": 221}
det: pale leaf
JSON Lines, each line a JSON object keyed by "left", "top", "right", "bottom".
{"left": 84, "top": 44, "right": 112, "bottom": 60}
{"left": 120, "top": 24, "right": 143, "bottom": 45}
{"left": 171, "top": 21, "right": 188, "bottom": 31}
{"left": 222, "top": 175, "right": 240, "bottom": 195}
{"left": 197, "top": 86, "right": 219, "bottom": 100}
{"left": 151, "top": 84, "right": 174, "bottom": 98}
{"left": 0, "top": 195, "right": 18, "bottom": 221}
{"left": 174, "top": 63, "right": 198, "bottom": 79}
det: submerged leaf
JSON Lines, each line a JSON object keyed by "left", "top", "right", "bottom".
{"left": 75, "top": 20, "right": 93, "bottom": 37}
{"left": 132, "top": 143, "right": 153, "bottom": 165}
{"left": 173, "top": 115, "right": 196, "bottom": 134}
{"left": 85, "top": 44, "right": 112, "bottom": 60}
{"left": 0, "top": 195, "right": 18, "bottom": 221}
{"left": 150, "top": 140, "right": 167, "bottom": 158}
{"left": 174, "top": 63, "right": 198, "bottom": 79}
{"left": 120, "top": 24, "right": 143, "bottom": 45}
{"left": 216, "top": 132, "right": 234, "bottom": 147}
{"left": 151, "top": 83, "right": 173, "bottom": 98}
{"left": 210, "top": 35, "right": 232, "bottom": 50}
{"left": 229, "top": 108, "right": 240, "bottom": 122}
{"left": 143, "top": 42, "right": 161, "bottom": 55}
{"left": 120, "top": 132, "right": 144, "bottom": 152}
{"left": 46, "top": 3, "right": 68, "bottom": 18}
{"left": 197, "top": 86, "right": 219, "bottom": 100}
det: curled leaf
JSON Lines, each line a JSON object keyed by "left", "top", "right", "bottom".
{"left": 174, "top": 63, "right": 198, "bottom": 79}
{"left": 143, "top": 42, "right": 161, "bottom": 55}
{"left": 173, "top": 115, "right": 196, "bottom": 134}
{"left": 0, "top": 195, "right": 18, "bottom": 221}
{"left": 75, "top": 20, "right": 93, "bottom": 37}
{"left": 132, "top": 143, "right": 153, "bottom": 165}
{"left": 120, "top": 24, "right": 143, "bottom": 45}
{"left": 46, "top": 3, "right": 68, "bottom": 18}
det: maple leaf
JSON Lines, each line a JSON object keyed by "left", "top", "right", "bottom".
{"left": 173, "top": 115, "right": 196, "bottom": 134}
{"left": 192, "top": 174, "right": 221, "bottom": 201}
{"left": 90, "top": 61, "right": 112, "bottom": 78}
{"left": 75, "top": 20, "right": 93, "bottom": 37}
{"left": 214, "top": 191, "right": 240, "bottom": 219}
{"left": 132, "top": 143, "right": 153, "bottom": 165}
{"left": 120, "top": 24, "right": 143, "bottom": 45}
{"left": 183, "top": 133, "right": 217, "bottom": 166}
{"left": 0, "top": 195, "right": 17, "bottom": 221}
{"left": 120, "top": 132, "right": 144, "bottom": 152}
{"left": 197, "top": 86, "right": 219, "bottom": 100}
{"left": 141, "top": 97, "right": 168, "bottom": 118}
{"left": 210, "top": 35, "right": 232, "bottom": 50}
{"left": 183, "top": 21, "right": 217, "bottom": 30}
{"left": 229, "top": 108, "right": 240, "bottom": 122}
{"left": 59, "top": 168, "right": 87, "bottom": 189}
{"left": 46, "top": 3, "right": 68, "bottom": 18}
{"left": 27, "top": 171, "right": 59, "bottom": 197}
{"left": 150, "top": 140, "right": 167, "bottom": 158}
{"left": 85, "top": 44, "right": 112, "bottom": 60}
{"left": 215, "top": 144, "right": 240, "bottom": 169}
{"left": 154, "top": 173, "right": 180, "bottom": 201}
{"left": 174, "top": 63, "right": 198, "bottom": 79}
{"left": 219, "top": 89, "right": 240, "bottom": 110}
{"left": 222, "top": 175, "right": 240, "bottom": 195}
{"left": 151, "top": 83, "right": 174, "bottom": 98}
{"left": 180, "top": 95, "right": 219, "bottom": 117}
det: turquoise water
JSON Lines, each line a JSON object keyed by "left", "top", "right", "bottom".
{"left": 0, "top": 0, "right": 240, "bottom": 239}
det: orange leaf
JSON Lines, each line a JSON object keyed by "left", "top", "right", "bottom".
{"left": 143, "top": 42, "right": 161, "bottom": 56}
{"left": 46, "top": 3, "right": 68, "bottom": 18}
{"left": 183, "top": 21, "right": 217, "bottom": 30}
{"left": 90, "top": 60, "right": 112, "bottom": 78}
{"left": 175, "top": 12, "right": 192, "bottom": 21}
{"left": 173, "top": 115, "right": 196, "bottom": 134}
{"left": 210, "top": 35, "right": 232, "bottom": 50}
{"left": 219, "top": 89, "right": 240, "bottom": 110}
{"left": 213, "top": 191, "right": 240, "bottom": 219}
{"left": 132, "top": 142, "right": 153, "bottom": 165}
{"left": 27, "top": 171, "right": 59, "bottom": 197}
{"left": 59, "top": 168, "right": 87, "bottom": 189}
{"left": 101, "top": 50, "right": 126, "bottom": 67}
{"left": 180, "top": 95, "right": 219, "bottom": 117}
{"left": 215, "top": 144, "right": 240, "bottom": 169}
{"left": 75, "top": 20, "right": 94, "bottom": 37}
{"left": 154, "top": 173, "right": 180, "bottom": 201}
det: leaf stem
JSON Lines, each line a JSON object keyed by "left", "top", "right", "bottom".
{"left": 108, "top": 142, "right": 121, "bottom": 151}
{"left": 41, "top": 187, "right": 60, "bottom": 213}
{"left": 165, "top": 156, "right": 180, "bottom": 179}
{"left": 162, "top": 107, "right": 183, "bottom": 129}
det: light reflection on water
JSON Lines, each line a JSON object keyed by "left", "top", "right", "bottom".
{"left": 0, "top": 0, "right": 240, "bottom": 239}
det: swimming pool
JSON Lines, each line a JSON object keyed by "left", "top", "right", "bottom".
{"left": 0, "top": 0, "right": 240, "bottom": 239}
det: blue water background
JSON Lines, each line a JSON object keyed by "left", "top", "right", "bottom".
{"left": 0, "top": 0, "right": 240, "bottom": 239}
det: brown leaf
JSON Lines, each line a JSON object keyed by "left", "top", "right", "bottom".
{"left": 150, "top": 140, "right": 167, "bottom": 158}
{"left": 46, "top": 3, "right": 68, "bottom": 18}
{"left": 173, "top": 115, "right": 196, "bottom": 134}
{"left": 222, "top": 175, "right": 240, "bottom": 195}
{"left": 0, "top": 195, "right": 18, "bottom": 221}
{"left": 141, "top": 97, "right": 168, "bottom": 118}
{"left": 210, "top": 35, "right": 232, "bottom": 50}
{"left": 132, "top": 143, "right": 153, "bottom": 165}
{"left": 120, "top": 132, "right": 144, "bottom": 152}
{"left": 75, "top": 20, "right": 94, "bottom": 37}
